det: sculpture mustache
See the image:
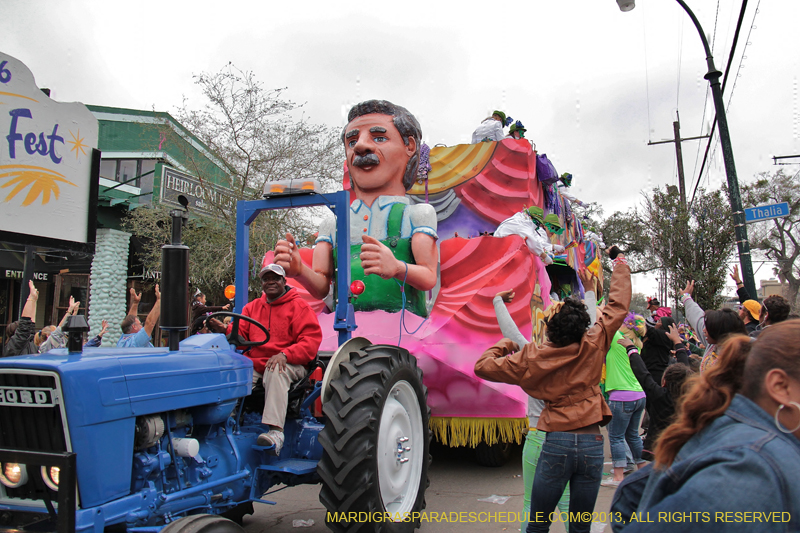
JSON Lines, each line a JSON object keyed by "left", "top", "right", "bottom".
{"left": 352, "top": 153, "right": 380, "bottom": 168}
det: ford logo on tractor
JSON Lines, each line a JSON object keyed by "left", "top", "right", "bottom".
{"left": 0, "top": 387, "right": 54, "bottom": 407}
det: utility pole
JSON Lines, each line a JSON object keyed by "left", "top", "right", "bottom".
{"left": 772, "top": 154, "right": 800, "bottom": 165}
{"left": 648, "top": 112, "right": 710, "bottom": 208}
{"left": 650, "top": 113, "right": 710, "bottom": 311}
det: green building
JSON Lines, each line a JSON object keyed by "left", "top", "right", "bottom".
{"left": 1, "top": 106, "right": 232, "bottom": 346}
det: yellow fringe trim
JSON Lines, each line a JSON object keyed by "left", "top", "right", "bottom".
{"left": 429, "top": 416, "right": 528, "bottom": 448}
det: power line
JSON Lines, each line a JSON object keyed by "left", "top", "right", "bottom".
{"left": 726, "top": 0, "right": 761, "bottom": 112}
{"left": 676, "top": 9, "right": 685, "bottom": 111}
{"left": 705, "top": 0, "right": 760, "bottom": 189}
{"left": 690, "top": 76, "right": 713, "bottom": 186}
{"left": 711, "top": 0, "right": 722, "bottom": 52}
{"left": 688, "top": 0, "right": 752, "bottom": 209}
{"left": 643, "top": 2, "right": 653, "bottom": 142}
{"left": 688, "top": 1, "right": 722, "bottom": 194}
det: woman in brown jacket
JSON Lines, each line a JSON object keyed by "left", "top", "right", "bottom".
{"left": 475, "top": 251, "right": 631, "bottom": 533}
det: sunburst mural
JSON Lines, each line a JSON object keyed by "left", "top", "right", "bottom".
{"left": 0, "top": 164, "right": 77, "bottom": 206}
{"left": 67, "top": 129, "right": 89, "bottom": 159}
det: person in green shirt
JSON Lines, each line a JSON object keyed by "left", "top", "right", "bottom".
{"left": 602, "top": 330, "right": 647, "bottom": 487}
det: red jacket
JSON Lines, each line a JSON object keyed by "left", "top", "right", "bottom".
{"left": 227, "top": 286, "right": 322, "bottom": 373}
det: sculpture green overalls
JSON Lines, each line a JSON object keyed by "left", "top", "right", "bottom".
{"left": 334, "top": 203, "right": 428, "bottom": 317}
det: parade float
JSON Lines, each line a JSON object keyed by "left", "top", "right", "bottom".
{"left": 265, "top": 137, "right": 602, "bottom": 464}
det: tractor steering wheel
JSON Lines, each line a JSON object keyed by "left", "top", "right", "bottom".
{"left": 206, "top": 311, "right": 270, "bottom": 348}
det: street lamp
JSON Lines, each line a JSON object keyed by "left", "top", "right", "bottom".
{"left": 619, "top": 0, "right": 758, "bottom": 300}
{"left": 616, "top": 0, "right": 635, "bottom": 12}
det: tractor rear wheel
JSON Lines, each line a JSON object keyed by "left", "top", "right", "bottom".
{"left": 318, "top": 344, "right": 430, "bottom": 532}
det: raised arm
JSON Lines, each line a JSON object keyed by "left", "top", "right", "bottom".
{"left": 200, "top": 303, "right": 230, "bottom": 314}
{"left": 21, "top": 280, "right": 38, "bottom": 319}
{"left": 493, "top": 290, "right": 529, "bottom": 346}
{"left": 589, "top": 249, "right": 632, "bottom": 350}
{"left": 679, "top": 280, "right": 708, "bottom": 347}
{"left": 730, "top": 265, "right": 751, "bottom": 303}
{"left": 665, "top": 323, "right": 691, "bottom": 366}
{"left": 57, "top": 297, "right": 79, "bottom": 329}
{"left": 143, "top": 285, "right": 161, "bottom": 336}
{"left": 39, "top": 297, "right": 79, "bottom": 353}
{"left": 127, "top": 287, "right": 141, "bottom": 318}
{"left": 578, "top": 268, "right": 598, "bottom": 326}
{"left": 275, "top": 233, "right": 333, "bottom": 300}
{"left": 84, "top": 319, "right": 109, "bottom": 348}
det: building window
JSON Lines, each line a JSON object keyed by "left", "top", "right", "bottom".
{"left": 98, "top": 159, "right": 160, "bottom": 191}
{"left": 99, "top": 160, "right": 117, "bottom": 182}
{"left": 118, "top": 160, "right": 139, "bottom": 187}
{"left": 139, "top": 160, "right": 156, "bottom": 204}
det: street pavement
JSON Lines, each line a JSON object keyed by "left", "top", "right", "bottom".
{"left": 242, "top": 429, "right": 619, "bottom": 533}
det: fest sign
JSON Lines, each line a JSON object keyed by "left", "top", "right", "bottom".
{"left": 0, "top": 52, "right": 98, "bottom": 244}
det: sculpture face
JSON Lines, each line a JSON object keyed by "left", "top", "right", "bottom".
{"left": 344, "top": 113, "right": 416, "bottom": 202}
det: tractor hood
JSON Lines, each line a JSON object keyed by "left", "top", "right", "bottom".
{"left": 0, "top": 334, "right": 252, "bottom": 508}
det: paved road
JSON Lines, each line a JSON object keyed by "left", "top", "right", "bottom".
{"left": 242, "top": 435, "right": 617, "bottom": 533}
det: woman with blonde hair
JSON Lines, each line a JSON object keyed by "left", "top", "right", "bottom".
{"left": 34, "top": 325, "right": 55, "bottom": 348}
{"left": 611, "top": 320, "right": 800, "bottom": 532}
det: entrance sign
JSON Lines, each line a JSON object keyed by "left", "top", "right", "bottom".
{"left": 0, "top": 52, "right": 98, "bottom": 243}
{"left": 744, "top": 202, "right": 790, "bottom": 223}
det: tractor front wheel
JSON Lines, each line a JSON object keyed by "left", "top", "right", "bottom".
{"left": 318, "top": 344, "right": 430, "bottom": 532}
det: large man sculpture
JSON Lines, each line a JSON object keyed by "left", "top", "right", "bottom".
{"left": 275, "top": 100, "right": 438, "bottom": 316}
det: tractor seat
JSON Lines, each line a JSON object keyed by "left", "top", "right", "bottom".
{"left": 242, "top": 355, "right": 325, "bottom": 419}
{"left": 287, "top": 355, "right": 325, "bottom": 403}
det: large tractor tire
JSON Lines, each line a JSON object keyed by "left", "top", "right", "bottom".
{"left": 318, "top": 344, "right": 431, "bottom": 533}
{"left": 160, "top": 515, "right": 244, "bottom": 533}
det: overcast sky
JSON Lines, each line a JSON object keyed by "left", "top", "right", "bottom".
{"left": 3, "top": 0, "right": 797, "bottom": 296}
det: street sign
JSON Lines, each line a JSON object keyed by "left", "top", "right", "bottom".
{"left": 744, "top": 202, "right": 790, "bottom": 223}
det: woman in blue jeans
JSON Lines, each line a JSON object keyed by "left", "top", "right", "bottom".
{"left": 476, "top": 249, "right": 631, "bottom": 533}
{"left": 611, "top": 320, "right": 800, "bottom": 532}
{"left": 602, "top": 331, "right": 646, "bottom": 487}
{"left": 493, "top": 289, "right": 573, "bottom": 531}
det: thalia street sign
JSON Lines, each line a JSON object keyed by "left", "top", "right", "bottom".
{"left": 744, "top": 202, "right": 790, "bottom": 223}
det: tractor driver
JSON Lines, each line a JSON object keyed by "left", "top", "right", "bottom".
{"left": 273, "top": 100, "right": 438, "bottom": 317}
{"left": 209, "top": 262, "right": 322, "bottom": 456}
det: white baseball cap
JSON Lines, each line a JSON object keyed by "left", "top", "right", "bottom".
{"left": 259, "top": 263, "right": 286, "bottom": 279}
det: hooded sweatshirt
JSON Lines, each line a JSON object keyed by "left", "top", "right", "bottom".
{"left": 3, "top": 317, "right": 37, "bottom": 357}
{"left": 641, "top": 317, "right": 675, "bottom": 385}
{"left": 227, "top": 286, "right": 322, "bottom": 374}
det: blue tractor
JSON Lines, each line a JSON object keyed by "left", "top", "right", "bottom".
{"left": 0, "top": 189, "right": 431, "bottom": 532}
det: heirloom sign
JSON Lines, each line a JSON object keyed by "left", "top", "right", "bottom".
{"left": 160, "top": 167, "right": 234, "bottom": 216}
{"left": 0, "top": 52, "right": 98, "bottom": 243}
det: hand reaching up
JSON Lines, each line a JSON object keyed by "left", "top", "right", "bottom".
{"left": 28, "top": 280, "right": 39, "bottom": 301}
{"left": 496, "top": 290, "right": 515, "bottom": 303}
{"left": 679, "top": 280, "right": 695, "bottom": 298}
